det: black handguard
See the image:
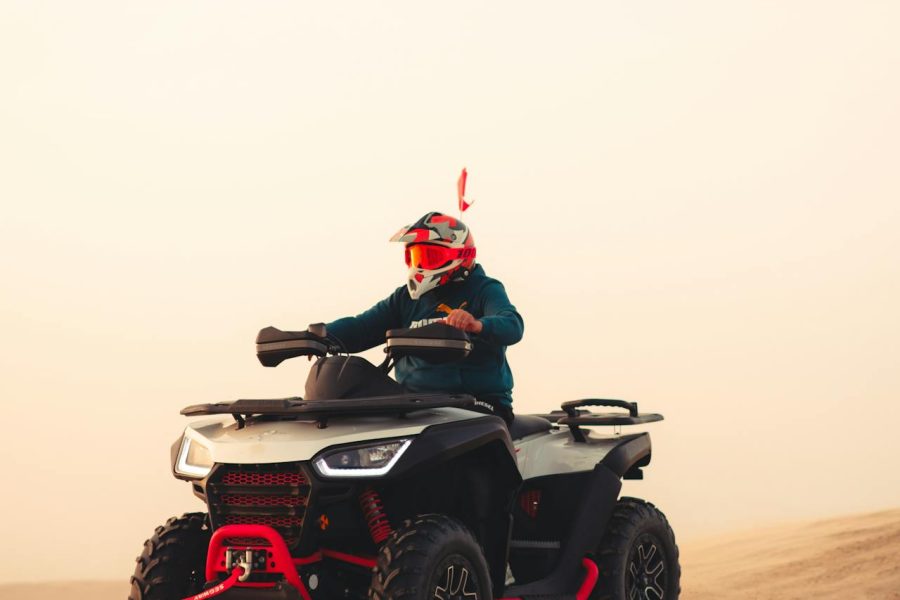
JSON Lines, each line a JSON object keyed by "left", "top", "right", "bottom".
{"left": 385, "top": 322, "right": 473, "bottom": 363}
{"left": 255, "top": 324, "right": 331, "bottom": 367}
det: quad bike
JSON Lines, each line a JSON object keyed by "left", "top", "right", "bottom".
{"left": 130, "top": 323, "right": 680, "bottom": 600}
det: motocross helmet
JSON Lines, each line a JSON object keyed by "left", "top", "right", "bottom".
{"left": 391, "top": 212, "right": 476, "bottom": 299}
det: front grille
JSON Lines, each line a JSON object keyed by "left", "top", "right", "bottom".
{"left": 221, "top": 494, "right": 304, "bottom": 507}
{"left": 208, "top": 463, "right": 310, "bottom": 549}
{"left": 223, "top": 514, "right": 305, "bottom": 528}
{"left": 222, "top": 536, "right": 272, "bottom": 546}
{"left": 221, "top": 471, "right": 306, "bottom": 486}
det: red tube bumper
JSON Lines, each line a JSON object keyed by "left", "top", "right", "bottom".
{"left": 207, "top": 525, "right": 598, "bottom": 600}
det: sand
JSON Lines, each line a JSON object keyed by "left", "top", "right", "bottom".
{"left": 3, "top": 509, "right": 898, "bottom": 599}
{"left": 0, "top": 581, "right": 126, "bottom": 600}
{"left": 680, "top": 508, "right": 900, "bottom": 599}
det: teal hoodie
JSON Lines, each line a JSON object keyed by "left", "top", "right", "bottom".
{"left": 325, "top": 265, "right": 523, "bottom": 405}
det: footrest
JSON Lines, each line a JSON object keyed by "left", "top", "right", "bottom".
{"left": 501, "top": 557, "right": 598, "bottom": 600}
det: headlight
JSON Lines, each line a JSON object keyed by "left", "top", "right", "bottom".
{"left": 175, "top": 436, "right": 214, "bottom": 479}
{"left": 314, "top": 439, "right": 412, "bottom": 478}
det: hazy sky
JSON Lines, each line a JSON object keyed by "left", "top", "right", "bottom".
{"left": 2, "top": 0, "right": 899, "bottom": 583}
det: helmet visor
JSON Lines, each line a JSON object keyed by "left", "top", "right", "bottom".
{"left": 405, "top": 244, "right": 458, "bottom": 270}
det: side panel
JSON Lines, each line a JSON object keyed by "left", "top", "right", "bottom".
{"left": 504, "top": 463, "right": 622, "bottom": 597}
{"left": 516, "top": 429, "right": 651, "bottom": 480}
{"left": 504, "top": 429, "right": 652, "bottom": 595}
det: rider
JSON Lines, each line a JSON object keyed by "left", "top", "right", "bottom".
{"left": 325, "top": 212, "right": 523, "bottom": 424}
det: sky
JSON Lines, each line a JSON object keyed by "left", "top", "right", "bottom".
{"left": 1, "top": 0, "right": 899, "bottom": 583}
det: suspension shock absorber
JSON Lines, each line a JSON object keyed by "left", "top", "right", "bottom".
{"left": 359, "top": 487, "right": 393, "bottom": 544}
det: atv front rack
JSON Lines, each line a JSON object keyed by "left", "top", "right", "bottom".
{"left": 535, "top": 399, "right": 663, "bottom": 443}
{"left": 182, "top": 393, "right": 475, "bottom": 428}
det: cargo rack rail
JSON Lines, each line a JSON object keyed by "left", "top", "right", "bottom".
{"left": 182, "top": 393, "right": 476, "bottom": 429}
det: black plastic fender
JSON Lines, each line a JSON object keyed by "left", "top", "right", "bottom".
{"left": 384, "top": 415, "right": 521, "bottom": 596}
{"left": 505, "top": 462, "right": 621, "bottom": 598}
{"left": 599, "top": 432, "right": 652, "bottom": 477}
{"left": 504, "top": 433, "right": 652, "bottom": 597}
{"left": 385, "top": 415, "right": 519, "bottom": 481}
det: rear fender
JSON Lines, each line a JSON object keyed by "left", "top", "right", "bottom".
{"left": 517, "top": 430, "right": 652, "bottom": 480}
{"left": 503, "top": 433, "right": 652, "bottom": 596}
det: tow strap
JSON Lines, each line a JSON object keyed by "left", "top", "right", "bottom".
{"left": 183, "top": 565, "right": 245, "bottom": 600}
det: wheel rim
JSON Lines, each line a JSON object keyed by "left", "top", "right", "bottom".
{"left": 431, "top": 554, "right": 480, "bottom": 600}
{"left": 626, "top": 534, "right": 668, "bottom": 600}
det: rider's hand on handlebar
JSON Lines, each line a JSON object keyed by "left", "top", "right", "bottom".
{"left": 441, "top": 309, "right": 483, "bottom": 334}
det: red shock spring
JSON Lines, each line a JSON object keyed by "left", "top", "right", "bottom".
{"left": 359, "top": 488, "right": 393, "bottom": 544}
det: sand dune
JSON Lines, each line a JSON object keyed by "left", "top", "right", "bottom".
{"left": 680, "top": 508, "right": 900, "bottom": 599}
{"left": 0, "top": 581, "right": 125, "bottom": 600}
{"left": 3, "top": 509, "right": 898, "bottom": 599}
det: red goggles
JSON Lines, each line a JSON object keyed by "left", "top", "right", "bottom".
{"left": 405, "top": 244, "right": 474, "bottom": 270}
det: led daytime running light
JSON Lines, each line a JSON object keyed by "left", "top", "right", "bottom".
{"left": 175, "top": 437, "right": 213, "bottom": 479}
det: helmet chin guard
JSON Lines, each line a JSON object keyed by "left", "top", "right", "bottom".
{"left": 391, "top": 212, "right": 476, "bottom": 300}
{"left": 406, "top": 262, "right": 471, "bottom": 299}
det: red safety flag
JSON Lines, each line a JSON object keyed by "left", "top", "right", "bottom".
{"left": 457, "top": 168, "right": 473, "bottom": 213}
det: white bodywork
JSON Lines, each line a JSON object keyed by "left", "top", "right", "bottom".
{"left": 512, "top": 427, "right": 630, "bottom": 480}
{"left": 183, "top": 407, "right": 482, "bottom": 464}
{"left": 184, "top": 407, "right": 626, "bottom": 481}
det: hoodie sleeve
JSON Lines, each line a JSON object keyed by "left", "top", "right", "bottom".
{"left": 477, "top": 281, "right": 524, "bottom": 346}
{"left": 325, "top": 288, "right": 405, "bottom": 353}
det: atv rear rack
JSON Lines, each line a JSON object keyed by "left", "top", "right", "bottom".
{"left": 535, "top": 398, "right": 663, "bottom": 443}
{"left": 181, "top": 393, "right": 476, "bottom": 429}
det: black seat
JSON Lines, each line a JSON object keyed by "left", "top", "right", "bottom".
{"left": 508, "top": 414, "right": 553, "bottom": 440}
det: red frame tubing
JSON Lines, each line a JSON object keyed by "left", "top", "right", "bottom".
{"left": 204, "top": 524, "right": 378, "bottom": 600}
{"left": 291, "top": 549, "right": 376, "bottom": 569}
{"left": 498, "top": 558, "right": 599, "bottom": 600}
{"left": 575, "top": 558, "right": 600, "bottom": 600}
{"left": 205, "top": 524, "right": 311, "bottom": 600}
{"left": 321, "top": 548, "right": 377, "bottom": 569}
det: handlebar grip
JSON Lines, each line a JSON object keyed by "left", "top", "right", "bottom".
{"left": 307, "top": 323, "right": 327, "bottom": 338}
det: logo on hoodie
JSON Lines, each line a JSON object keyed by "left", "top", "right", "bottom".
{"left": 410, "top": 301, "right": 468, "bottom": 329}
